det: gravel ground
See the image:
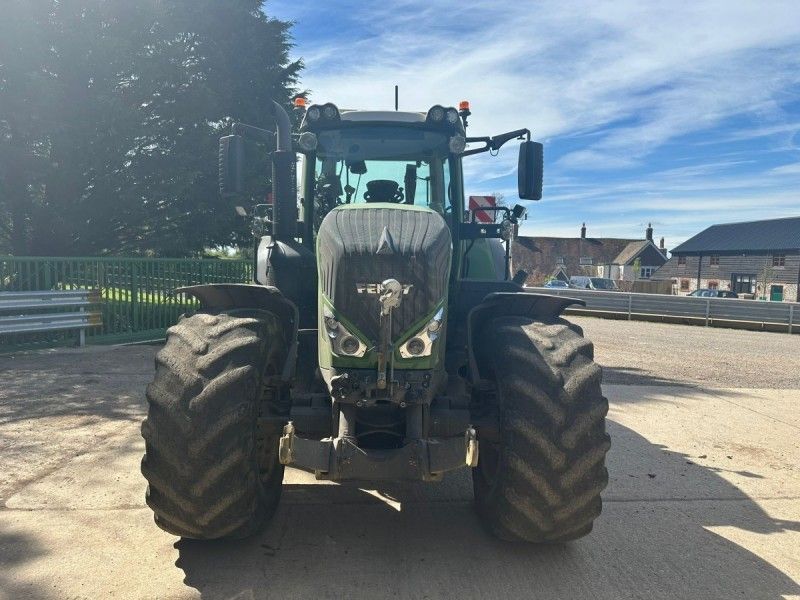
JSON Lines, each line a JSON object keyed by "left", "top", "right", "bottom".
{"left": 570, "top": 316, "right": 800, "bottom": 389}
{"left": 1, "top": 320, "right": 799, "bottom": 599}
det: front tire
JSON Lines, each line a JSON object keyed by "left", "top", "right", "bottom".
{"left": 473, "top": 317, "right": 610, "bottom": 542}
{"left": 141, "top": 310, "right": 287, "bottom": 539}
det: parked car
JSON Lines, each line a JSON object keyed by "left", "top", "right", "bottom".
{"left": 688, "top": 289, "right": 738, "bottom": 298}
{"left": 543, "top": 279, "right": 570, "bottom": 289}
{"left": 569, "top": 276, "right": 619, "bottom": 291}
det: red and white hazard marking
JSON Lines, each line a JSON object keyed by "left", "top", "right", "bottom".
{"left": 468, "top": 195, "right": 496, "bottom": 223}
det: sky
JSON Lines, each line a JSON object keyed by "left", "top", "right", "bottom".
{"left": 266, "top": 0, "right": 800, "bottom": 247}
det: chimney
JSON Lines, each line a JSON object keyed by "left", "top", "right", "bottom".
{"left": 646, "top": 222, "right": 653, "bottom": 242}
{"left": 580, "top": 223, "right": 586, "bottom": 239}
{"left": 659, "top": 236, "right": 666, "bottom": 255}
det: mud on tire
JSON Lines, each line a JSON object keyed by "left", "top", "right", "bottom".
{"left": 473, "top": 316, "right": 610, "bottom": 542}
{"left": 141, "top": 310, "right": 287, "bottom": 539}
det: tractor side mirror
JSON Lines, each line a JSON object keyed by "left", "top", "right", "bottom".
{"left": 518, "top": 141, "right": 543, "bottom": 201}
{"left": 219, "top": 135, "right": 244, "bottom": 196}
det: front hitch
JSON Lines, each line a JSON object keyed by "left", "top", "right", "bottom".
{"left": 278, "top": 421, "right": 480, "bottom": 482}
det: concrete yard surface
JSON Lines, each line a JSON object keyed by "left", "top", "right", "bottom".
{"left": 1, "top": 318, "right": 799, "bottom": 599}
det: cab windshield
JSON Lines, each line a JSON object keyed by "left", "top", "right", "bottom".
{"left": 309, "top": 126, "right": 453, "bottom": 216}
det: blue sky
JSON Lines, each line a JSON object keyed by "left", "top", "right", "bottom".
{"left": 267, "top": 0, "right": 800, "bottom": 247}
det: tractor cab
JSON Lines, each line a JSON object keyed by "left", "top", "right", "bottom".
{"left": 293, "top": 103, "right": 540, "bottom": 251}
{"left": 220, "top": 101, "right": 542, "bottom": 282}
{"left": 298, "top": 107, "right": 463, "bottom": 218}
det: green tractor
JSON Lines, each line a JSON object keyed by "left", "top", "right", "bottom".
{"left": 141, "top": 99, "right": 610, "bottom": 542}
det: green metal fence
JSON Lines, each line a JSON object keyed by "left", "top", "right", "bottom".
{"left": 0, "top": 256, "right": 253, "bottom": 349}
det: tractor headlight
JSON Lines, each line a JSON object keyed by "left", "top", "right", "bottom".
{"left": 427, "top": 105, "right": 461, "bottom": 129}
{"left": 297, "top": 132, "right": 318, "bottom": 152}
{"left": 405, "top": 338, "right": 426, "bottom": 356}
{"left": 426, "top": 307, "right": 445, "bottom": 337}
{"left": 303, "top": 103, "right": 341, "bottom": 129}
{"left": 321, "top": 103, "right": 339, "bottom": 120}
{"left": 449, "top": 135, "right": 466, "bottom": 154}
{"left": 427, "top": 105, "right": 445, "bottom": 123}
{"left": 306, "top": 105, "right": 321, "bottom": 122}
{"left": 499, "top": 218, "right": 514, "bottom": 241}
{"left": 399, "top": 306, "right": 444, "bottom": 359}
{"left": 323, "top": 307, "right": 367, "bottom": 357}
{"left": 340, "top": 336, "right": 360, "bottom": 355}
{"left": 427, "top": 316, "right": 442, "bottom": 334}
{"left": 323, "top": 313, "right": 339, "bottom": 336}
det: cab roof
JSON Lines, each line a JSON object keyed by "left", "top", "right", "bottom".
{"left": 338, "top": 110, "right": 427, "bottom": 123}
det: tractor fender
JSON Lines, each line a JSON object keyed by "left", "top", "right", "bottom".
{"left": 466, "top": 291, "right": 585, "bottom": 382}
{"left": 176, "top": 283, "right": 299, "bottom": 381}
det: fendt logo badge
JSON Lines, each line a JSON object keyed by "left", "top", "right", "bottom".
{"left": 356, "top": 282, "right": 413, "bottom": 295}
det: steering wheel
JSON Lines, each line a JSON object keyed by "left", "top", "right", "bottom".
{"left": 363, "top": 180, "right": 405, "bottom": 203}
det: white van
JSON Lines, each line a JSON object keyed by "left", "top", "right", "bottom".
{"left": 569, "top": 276, "right": 619, "bottom": 291}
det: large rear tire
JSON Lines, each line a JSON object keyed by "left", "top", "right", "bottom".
{"left": 141, "top": 310, "right": 287, "bottom": 539}
{"left": 473, "top": 317, "right": 610, "bottom": 542}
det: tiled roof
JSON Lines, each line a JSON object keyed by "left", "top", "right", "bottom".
{"left": 671, "top": 216, "right": 800, "bottom": 254}
{"left": 514, "top": 236, "right": 636, "bottom": 270}
{"left": 612, "top": 240, "right": 650, "bottom": 265}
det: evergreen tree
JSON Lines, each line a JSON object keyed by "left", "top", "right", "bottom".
{"left": 0, "top": 0, "right": 301, "bottom": 256}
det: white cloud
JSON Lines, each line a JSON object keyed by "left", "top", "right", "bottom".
{"left": 556, "top": 150, "right": 639, "bottom": 171}
{"left": 293, "top": 1, "right": 800, "bottom": 149}
{"left": 273, "top": 0, "right": 800, "bottom": 243}
{"left": 702, "top": 121, "right": 800, "bottom": 144}
{"left": 771, "top": 162, "right": 800, "bottom": 175}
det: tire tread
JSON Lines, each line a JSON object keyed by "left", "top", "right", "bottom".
{"left": 473, "top": 317, "right": 610, "bottom": 543}
{"left": 141, "top": 311, "right": 286, "bottom": 540}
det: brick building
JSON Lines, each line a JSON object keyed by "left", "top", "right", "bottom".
{"left": 514, "top": 223, "right": 664, "bottom": 285}
{"left": 598, "top": 224, "right": 668, "bottom": 281}
{"left": 652, "top": 216, "right": 800, "bottom": 302}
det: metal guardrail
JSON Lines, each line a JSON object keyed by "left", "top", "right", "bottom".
{"left": 527, "top": 287, "right": 798, "bottom": 334}
{"left": 0, "top": 256, "right": 253, "bottom": 346}
{"left": 0, "top": 290, "right": 102, "bottom": 347}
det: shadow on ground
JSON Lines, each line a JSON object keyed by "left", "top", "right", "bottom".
{"left": 0, "top": 530, "right": 49, "bottom": 600}
{"left": 174, "top": 421, "right": 800, "bottom": 600}
{"left": 0, "top": 346, "right": 153, "bottom": 424}
{"left": 1, "top": 342, "right": 797, "bottom": 598}
{"left": 600, "top": 366, "right": 755, "bottom": 398}
{"left": 602, "top": 366, "right": 700, "bottom": 387}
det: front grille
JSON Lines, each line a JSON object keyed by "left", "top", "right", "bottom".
{"left": 317, "top": 206, "right": 451, "bottom": 341}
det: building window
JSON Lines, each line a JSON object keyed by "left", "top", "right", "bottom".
{"left": 556, "top": 256, "right": 565, "bottom": 265}
{"left": 579, "top": 256, "right": 593, "bottom": 266}
{"left": 640, "top": 266, "right": 655, "bottom": 279}
{"left": 773, "top": 254, "right": 786, "bottom": 267}
{"left": 678, "top": 256, "right": 686, "bottom": 266}
{"left": 731, "top": 273, "right": 755, "bottom": 294}
{"left": 708, "top": 281, "right": 718, "bottom": 290}
{"left": 680, "top": 279, "right": 689, "bottom": 291}
{"left": 710, "top": 255, "right": 720, "bottom": 266}
{"left": 770, "top": 285, "right": 784, "bottom": 302}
